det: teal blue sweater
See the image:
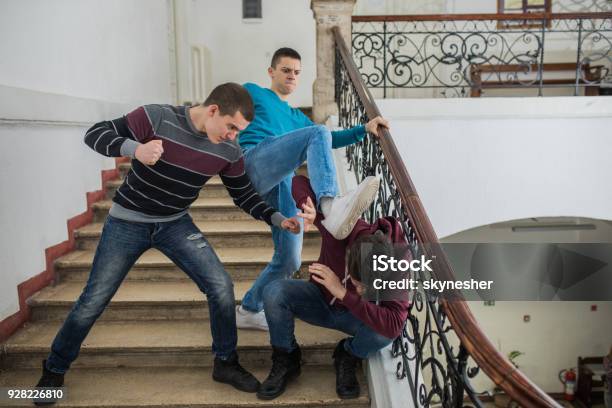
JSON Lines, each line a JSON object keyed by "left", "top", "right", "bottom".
{"left": 238, "top": 82, "right": 366, "bottom": 150}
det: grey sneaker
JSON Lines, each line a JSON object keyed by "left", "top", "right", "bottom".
{"left": 321, "top": 176, "right": 380, "bottom": 240}
{"left": 235, "top": 305, "right": 269, "bottom": 331}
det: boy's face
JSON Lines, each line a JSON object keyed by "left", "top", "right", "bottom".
{"left": 268, "top": 56, "right": 301, "bottom": 96}
{"left": 205, "top": 105, "right": 249, "bottom": 144}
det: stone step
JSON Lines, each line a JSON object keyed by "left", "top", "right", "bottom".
{"left": 1, "top": 320, "right": 345, "bottom": 369}
{"left": 74, "top": 220, "right": 321, "bottom": 250}
{"left": 106, "top": 176, "right": 228, "bottom": 199}
{"left": 117, "top": 161, "right": 309, "bottom": 179}
{"left": 0, "top": 365, "right": 369, "bottom": 407}
{"left": 118, "top": 162, "right": 131, "bottom": 177}
{"left": 56, "top": 247, "right": 318, "bottom": 282}
{"left": 29, "top": 280, "right": 321, "bottom": 322}
{"left": 92, "top": 197, "right": 253, "bottom": 222}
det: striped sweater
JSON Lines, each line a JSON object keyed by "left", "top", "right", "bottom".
{"left": 84, "top": 104, "right": 283, "bottom": 226}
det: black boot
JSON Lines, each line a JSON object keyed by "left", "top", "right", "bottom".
{"left": 333, "top": 339, "right": 361, "bottom": 399}
{"left": 33, "top": 360, "right": 64, "bottom": 406}
{"left": 212, "top": 351, "right": 260, "bottom": 393}
{"left": 257, "top": 345, "right": 301, "bottom": 400}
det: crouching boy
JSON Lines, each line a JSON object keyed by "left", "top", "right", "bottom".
{"left": 257, "top": 175, "right": 411, "bottom": 400}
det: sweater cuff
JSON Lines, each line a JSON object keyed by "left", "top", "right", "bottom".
{"left": 120, "top": 139, "right": 141, "bottom": 158}
{"left": 341, "top": 290, "right": 361, "bottom": 309}
{"left": 355, "top": 125, "right": 366, "bottom": 140}
{"left": 271, "top": 212, "right": 287, "bottom": 228}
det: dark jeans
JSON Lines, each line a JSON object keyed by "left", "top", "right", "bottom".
{"left": 263, "top": 279, "right": 393, "bottom": 359}
{"left": 46, "top": 214, "right": 236, "bottom": 373}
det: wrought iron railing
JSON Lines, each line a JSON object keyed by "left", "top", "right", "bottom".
{"left": 351, "top": 12, "right": 612, "bottom": 97}
{"left": 333, "top": 26, "right": 561, "bottom": 408}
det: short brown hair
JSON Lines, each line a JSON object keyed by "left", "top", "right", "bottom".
{"left": 347, "top": 230, "right": 394, "bottom": 282}
{"left": 203, "top": 82, "right": 254, "bottom": 122}
{"left": 271, "top": 47, "right": 301, "bottom": 68}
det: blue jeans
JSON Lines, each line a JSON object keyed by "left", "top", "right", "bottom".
{"left": 262, "top": 279, "right": 393, "bottom": 359}
{"left": 241, "top": 125, "right": 339, "bottom": 312}
{"left": 46, "top": 214, "right": 237, "bottom": 373}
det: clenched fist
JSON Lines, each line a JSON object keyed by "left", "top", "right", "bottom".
{"left": 281, "top": 217, "right": 301, "bottom": 234}
{"left": 135, "top": 140, "right": 164, "bottom": 165}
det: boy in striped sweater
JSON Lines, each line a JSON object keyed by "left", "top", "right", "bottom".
{"left": 34, "top": 83, "right": 300, "bottom": 404}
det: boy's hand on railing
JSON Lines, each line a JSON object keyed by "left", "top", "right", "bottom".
{"left": 297, "top": 197, "right": 316, "bottom": 232}
{"left": 365, "top": 116, "right": 390, "bottom": 138}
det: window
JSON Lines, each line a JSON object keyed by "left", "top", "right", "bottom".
{"left": 498, "top": 0, "right": 551, "bottom": 14}
{"left": 243, "top": 0, "right": 262, "bottom": 19}
{"left": 498, "top": 0, "right": 552, "bottom": 28}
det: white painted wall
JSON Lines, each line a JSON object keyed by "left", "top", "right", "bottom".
{"left": 0, "top": 0, "right": 173, "bottom": 320}
{"left": 0, "top": 0, "right": 172, "bottom": 105}
{"left": 0, "top": 116, "right": 113, "bottom": 320}
{"left": 354, "top": 0, "right": 446, "bottom": 15}
{"left": 334, "top": 96, "right": 612, "bottom": 395}
{"left": 376, "top": 96, "right": 612, "bottom": 239}
{"left": 173, "top": 0, "right": 316, "bottom": 107}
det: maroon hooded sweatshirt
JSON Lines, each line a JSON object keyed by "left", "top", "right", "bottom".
{"left": 292, "top": 175, "right": 410, "bottom": 340}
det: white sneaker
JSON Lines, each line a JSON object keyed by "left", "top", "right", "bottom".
{"left": 321, "top": 176, "right": 380, "bottom": 240}
{"left": 235, "top": 305, "right": 269, "bottom": 331}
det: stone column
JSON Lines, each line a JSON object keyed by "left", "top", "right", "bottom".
{"left": 310, "top": 0, "right": 356, "bottom": 123}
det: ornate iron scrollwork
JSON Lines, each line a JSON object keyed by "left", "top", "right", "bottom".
{"left": 352, "top": 16, "right": 611, "bottom": 97}
{"left": 335, "top": 46, "right": 486, "bottom": 407}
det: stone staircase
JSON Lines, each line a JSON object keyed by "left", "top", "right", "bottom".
{"left": 0, "top": 162, "right": 370, "bottom": 407}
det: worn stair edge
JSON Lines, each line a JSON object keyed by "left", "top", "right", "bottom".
{"left": 28, "top": 281, "right": 333, "bottom": 322}
{"left": 106, "top": 177, "right": 228, "bottom": 199}
{"left": 118, "top": 161, "right": 309, "bottom": 177}
{"left": 75, "top": 220, "right": 320, "bottom": 238}
{"left": 2, "top": 320, "right": 345, "bottom": 369}
{"left": 0, "top": 365, "right": 369, "bottom": 407}
{"left": 54, "top": 248, "right": 318, "bottom": 282}
{"left": 73, "top": 221, "right": 321, "bottom": 250}
{"left": 56, "top": 247, "right": 320, "bottom": 269}
{"left": 92, "top": 198, "right": 255, "bottom": 222}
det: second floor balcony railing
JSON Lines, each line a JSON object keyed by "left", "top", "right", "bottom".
{"left": 351, "top": 12, "right": 612, "bottom": 98}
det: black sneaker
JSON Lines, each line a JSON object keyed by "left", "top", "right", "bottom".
{"left": 33, "top": 360, "right": 64, "bottom": 406}
{"left": 333, "top": 339, "right": 361, "bottom": 399}
{"left": 257, "top": 345, "right": 301, "bottom": 400}
{"left": 212, "top": 351, "right": 260, "bottom": 393}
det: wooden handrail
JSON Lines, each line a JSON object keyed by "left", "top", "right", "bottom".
{"left": 332, "top": 25, "right": 561, "bottom": 408}
{"left": 352, "top": 11, "right": 612, "bottom": 22}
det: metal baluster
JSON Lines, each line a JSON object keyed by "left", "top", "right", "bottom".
{"left": 574, "top": 18, "right": 584, "bottom": 96}
{"left": 537, "top": 17, "right": 547, "bottom": 96}
{"left": 383, "top": 21, "right": 387, "bottom": 98}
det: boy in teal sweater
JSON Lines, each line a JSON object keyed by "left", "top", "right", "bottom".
{"left": 236, "top": 47, "right": 389, "bottom": 330}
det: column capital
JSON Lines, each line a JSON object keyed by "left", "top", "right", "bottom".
{"left": 310, "top": 0, "right": 356, "bottom": 123}
{"left": 311, "top": 0, "right": 356, "bottom": 20}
